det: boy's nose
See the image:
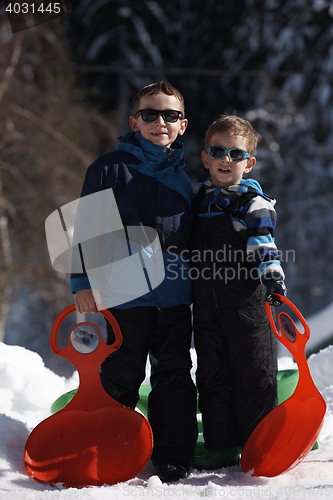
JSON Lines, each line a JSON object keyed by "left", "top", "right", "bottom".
{"left": 221, "top": 152, "right": 231, "bottom": 162}
{"left": 154, "top": 114, "right": 166, "bottom": 125}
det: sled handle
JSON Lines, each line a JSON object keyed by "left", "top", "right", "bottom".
{"left": 266, "top": 294, "right": 310, "bottom": 354}
{"left": 50, "top": 304, "right": 122, "bottom": 358}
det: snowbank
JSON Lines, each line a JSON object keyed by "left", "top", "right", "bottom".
{"left": 0, "top": 342, "right": 332, "bottom": 499}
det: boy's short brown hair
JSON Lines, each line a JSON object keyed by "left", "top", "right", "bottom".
{"left": 133, "top": 81, "right": 185, "bottom": 116}
{"left": 204, "top": 114, "right": 261, "bottom": 157}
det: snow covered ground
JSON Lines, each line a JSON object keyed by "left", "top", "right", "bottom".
{"left": 1, "top": 336, "right": 333, "bottom": 499}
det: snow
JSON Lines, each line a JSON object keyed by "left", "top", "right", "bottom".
{"left": 0, "top": 339, "right": 333, "bottom": 499}
{"left": 304, "top": 303, "right": 333, "bottom": 353}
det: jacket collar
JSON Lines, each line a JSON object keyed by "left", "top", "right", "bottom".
{"left": 195, "top": 178, "right": 275, "bottom": 205}
{"left": 116, "top": 132, "right": 185, "bottom": 171}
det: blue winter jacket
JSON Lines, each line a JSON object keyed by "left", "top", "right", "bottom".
{"left": 70, "top": 132, "right": 193, "bottom": 309}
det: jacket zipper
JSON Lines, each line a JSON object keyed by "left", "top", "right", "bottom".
{"left": 167, "top": 148, "right": 173, "bottom": 162}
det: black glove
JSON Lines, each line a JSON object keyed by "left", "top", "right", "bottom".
{"left": 262, "top": 274, "right": 287, "bottom": 306}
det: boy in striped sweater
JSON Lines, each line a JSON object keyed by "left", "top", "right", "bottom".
{"left": 190, "top": 114, "right": 287, "bottom": 470}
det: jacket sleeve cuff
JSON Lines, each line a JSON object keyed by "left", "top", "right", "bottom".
{"left": 258, "top": 261, "right": 285, "bottom": 283}
{"left": 70, "top": 276, "right": 91, "bottom": 294}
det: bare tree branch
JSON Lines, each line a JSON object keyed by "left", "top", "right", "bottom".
{"left": 0, "top": 170, "right": 13, "bottom": 343}
{"left": 0, "top": 32, "right": 24, "bottom": 106}
{"left": 11, "top": 104, "right": 93, "bottom": 165}
{"left": 0, "top": 160, "right": 35, "bottom": 189}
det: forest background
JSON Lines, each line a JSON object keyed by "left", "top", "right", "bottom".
{"left": 1, "top": 0, "right": 333, "bottom": 377}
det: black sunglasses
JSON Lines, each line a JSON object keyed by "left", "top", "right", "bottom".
{"left": 135, "top": 109, "right": 183, "bottom": 123}
{"left": 207, "top": 145, "right": 250, "bottom": 162}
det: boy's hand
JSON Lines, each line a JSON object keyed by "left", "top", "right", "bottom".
{"left": 75, "top": 289, "right": 103, "bottom": 314}
{"left": 262, "top": 274, "right": 287, "bottom": 307}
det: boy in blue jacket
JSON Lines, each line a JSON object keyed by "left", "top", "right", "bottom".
{"left": 190, "top": 114, "right": 287, "bottom": 470}
{"left": 71, "top": 82, "right": 198, "bottom": 482}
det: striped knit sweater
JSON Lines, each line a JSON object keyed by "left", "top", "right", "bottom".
{"left": 193, "top": 178, "right": 284, "bottom": 282}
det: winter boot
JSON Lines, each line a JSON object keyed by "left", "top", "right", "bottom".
{"left": 156, "top": 463, "right": 189, "bottom": 482}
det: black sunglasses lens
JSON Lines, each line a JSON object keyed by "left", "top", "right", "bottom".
{"left": 140, "top": 110, "right": 159, "bottom": 122}
{"left": 162, "top": 111, "right": 181, "bottom": 122}
{"left": 209, "top": 146, "right": 226, "bottom": 158}
{"left": 229, "top": 149, "right": 245, "bottom": 161}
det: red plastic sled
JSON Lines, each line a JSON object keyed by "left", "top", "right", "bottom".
{"left": 241, "top": 295, "right": 326, "bottom": 477}
{"left": 24, "top": 305, "right": 153, "bottom": 487}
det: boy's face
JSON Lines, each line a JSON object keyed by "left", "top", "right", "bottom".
{"left": 201, "top": 132, "right": 256, "bottom": 188}
{"left": 129, "top": 93, "right": 187, "bottom": 148}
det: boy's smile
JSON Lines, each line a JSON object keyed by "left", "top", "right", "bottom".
{"left": 129, "top": 93, "right": 187, "bottom": 148}
{"left": 201, "top": 132, "right": 256, "bottom": 188}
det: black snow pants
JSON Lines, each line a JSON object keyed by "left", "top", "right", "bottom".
{"left": 193, "top": 284, "right": 278, "bottom": 449}
{"left": 100, "top": 305, "right": 198, "bottom": 466}
{"left": 191, "top": 213, "right": 278, "bottom": 450}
